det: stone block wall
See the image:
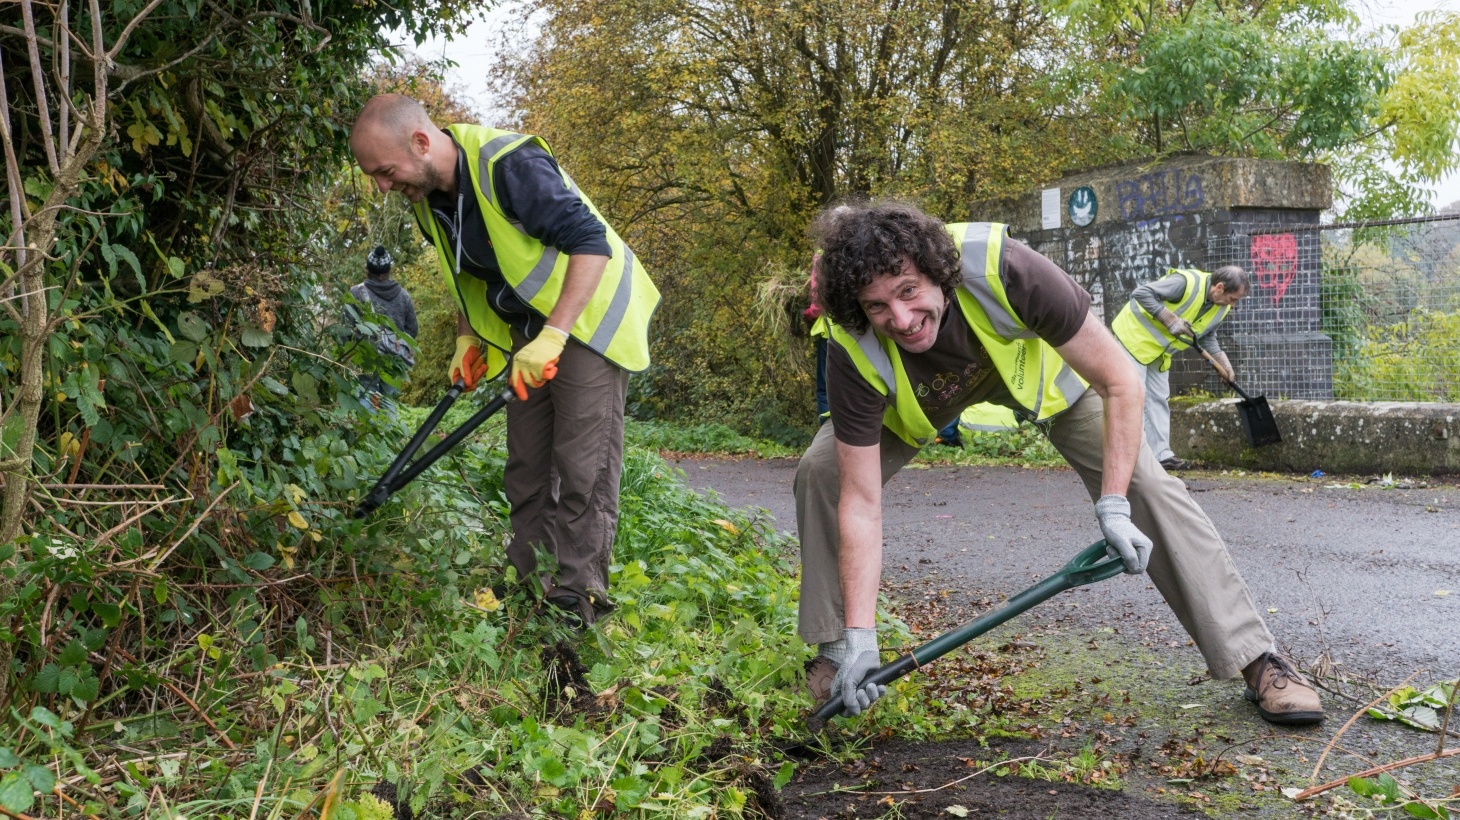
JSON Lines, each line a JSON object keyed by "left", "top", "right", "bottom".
{"left": 1173, "top": 399, "right": 1460, "bottom": 475}
{"left": 967, "top": 154, "right": 1336, "bottom": 399}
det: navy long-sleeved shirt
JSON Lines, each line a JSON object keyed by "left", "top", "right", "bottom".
{"left": 426, "top": 136, "right": 612, "bottom": 337}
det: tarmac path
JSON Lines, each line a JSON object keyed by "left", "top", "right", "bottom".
{"left": 677, "top": 455, "right": 1460, "bottom": 816}
{"left": 675, "top": 457, "right": 1460, "bottom": 682}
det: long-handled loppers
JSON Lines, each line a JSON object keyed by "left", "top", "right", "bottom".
{"left": 806, "top": 540, "right": 1124, "bottom": 730}
{"left": 353, "top": 382, "right": 514, "bottom": 518}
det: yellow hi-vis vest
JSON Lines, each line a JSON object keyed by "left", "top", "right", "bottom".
{"left": 810, "top": 315, "right": 829, "bottom": 339}
{"left": 828, "top": 222, "right": 1089, "bottom": 448}
{"left": 411, "top": 124, "right": 660, "bottom": 380}
{"left": 959, "top": 403, "right": 1019, "bottom": 432}
{"left": 1111, "top": 268, "right": 1229, "bottom": 371}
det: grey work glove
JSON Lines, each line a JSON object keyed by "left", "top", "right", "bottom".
{"left": 831, "top": 627, "right": 886, "bottom": 716}
{"left": 1094, "top": 494, "right": 1153, "bottom": 575}
{"left": 1155, "top": 308, "right": 1193, "bottom": 339}
{"left": 1213, "top": 351, "right": 1235, "bottom": 383}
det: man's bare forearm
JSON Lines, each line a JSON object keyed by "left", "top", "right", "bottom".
{"left": 1056, "top": 314, "right": 1144, "bottom": 497}
{"left": 836, "top": 441, "right": 884, "bottom": 629}
{"left": 838, "top": 503, "right": 882, "bottom": 629}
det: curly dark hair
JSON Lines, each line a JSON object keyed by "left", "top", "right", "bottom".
{"left": 812, "top": 201, "right": 961, "bottom": 334}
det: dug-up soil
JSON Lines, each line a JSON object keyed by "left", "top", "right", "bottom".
{"left": 778, "top": 738, "right": 1205, "bottom": 819}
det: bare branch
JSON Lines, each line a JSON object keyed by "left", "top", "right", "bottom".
{"left": 1294, "top": 747, "right": 1460, "bottom": 801}
{"left": 56, "top": 0, "right": 69, "bottom": 146}
{"left": 1, "top": 285, "right": 59, "bottom": 306}
{"left": 106, "top": 0, "right": 170, "bottom": 62}
{"left": 109, "top": 34, "right": 216, "bottom": 91}
{"left": 0, "top": 48, "right": 30, "bottom": 281}
{"left": 21, "top": 0, "right": 61, "bottom": 175}
{"left": 88, "top": 0, "right": 105, "bottom": 131}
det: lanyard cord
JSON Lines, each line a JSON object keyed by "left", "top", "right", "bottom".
{"left": 454, "top": 149, "right": 465, "bottom": 284}
{"left": 452, "top": 148, "right": 515, "bottom": 364}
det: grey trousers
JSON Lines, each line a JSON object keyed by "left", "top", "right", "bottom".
{"left": 504, "top": 335, "right": 628, "bottom": 614}
{"left": 793, "top": 389, "right": 1274, "bottom": 679}
{"left": 1126, "top": 349, "right": 1176, "bottom": 462}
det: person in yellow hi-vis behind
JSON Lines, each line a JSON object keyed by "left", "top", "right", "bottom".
{"left": 350, "top": 94, "right": 660, "bottom": 626}
{"left": 1111, "top": 267, "right": 1248, "bottom": 471}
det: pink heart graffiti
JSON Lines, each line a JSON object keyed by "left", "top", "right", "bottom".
{"left": 1250, "top": 233, "right": 1297, "bottom": 304}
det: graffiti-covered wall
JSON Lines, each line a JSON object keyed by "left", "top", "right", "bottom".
{"left": 967, "top": 154, "right": 1334, "bottom": 399}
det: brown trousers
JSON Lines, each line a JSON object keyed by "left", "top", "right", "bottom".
{"left": 793, "top": 388, "right": 1274, "bottom": 679}
{"left": 504, "top": 334, "right": 628, "bottom": 619}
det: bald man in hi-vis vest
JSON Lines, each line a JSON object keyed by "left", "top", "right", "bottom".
{"left": 351, "top": 95, "right": 659, "bottom": 627}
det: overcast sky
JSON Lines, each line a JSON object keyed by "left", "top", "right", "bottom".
{"left": 396, "top": 0, "right": 1459, "bottom": 211}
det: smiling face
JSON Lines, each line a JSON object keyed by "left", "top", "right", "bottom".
{"left": 857, "top": 259, "right": 948, "bottom": 353}
{"left": 350, "top": 124, "right": 449, "bottom": 203}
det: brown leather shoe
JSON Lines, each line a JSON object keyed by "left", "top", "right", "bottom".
{"left": 805, "top": 656, "right": 839, "bottom": 704}
{"left": 1243, "top": 652, "right": 1324, "bottom": 725}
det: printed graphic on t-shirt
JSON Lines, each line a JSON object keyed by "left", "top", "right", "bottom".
{"left": 913, "top": 359, "right": 989, "bottom": 417}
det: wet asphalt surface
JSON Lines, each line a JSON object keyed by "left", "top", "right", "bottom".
{"left": 673, "top": 455, "right": 1460, "bottom": 813}
{"left": 675, "top": 457, "right": 1460, "bottom": 683}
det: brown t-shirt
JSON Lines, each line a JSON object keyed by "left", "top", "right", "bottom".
{"left": 828, "top": 240, "right": 1092, "bottom": 446}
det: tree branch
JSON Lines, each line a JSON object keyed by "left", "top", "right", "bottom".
{"left": 0, "top": 49, "right": 30, "bottom": 283}
{"left": 105, "top": 0, "right": 170, "bottom": 63}
{"left": 1294, "top": 747, "right": 1460, "bottom": 801}
{"left": 21, "top": 0, "right": 61, "bottom": 176}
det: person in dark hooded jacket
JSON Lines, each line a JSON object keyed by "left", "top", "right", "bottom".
{"left": 352, "top": 245, "right": 419, "bottom": 346}
{"left": 350, "top": 245, "right": 418, "bottom": 404}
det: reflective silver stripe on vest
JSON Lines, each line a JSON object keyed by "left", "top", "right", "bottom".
{"left": 478, "top": 135, "right": 526, "bottom": 209}
{"left": 1030, "top": 345, "right": 1047, "bottom": 418}
{"left": 562, "top": 170, "right": 585, "bottom": 201}
{"left": 958, "top": 223, "right": 1032, "bottom": 340}
{"left": 588, "top": 244, "right": 635, "bottom": 353}
{"left": 1131, "top": 270, "right": 1205, "bottom": 353}
{"left": 476, "top": 133, "right": 581, "bottom": 303}
{"left": 1172, "top": 270, "right": 1203, "bottom": 312}
{"left": 1129, "top": 299, "right": 1177, "bottom": 353}
{"left": 1053, "top": 359, "right": 1086, "bottom": 407}
{"left": 513, "top": 247, "right": 560, "bottom": 303}
{"left": 846, "top": 327, "right": 898, "bottom": 400}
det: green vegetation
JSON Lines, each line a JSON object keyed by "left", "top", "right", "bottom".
{"left": 3, "top": 0, "right": 1459, "bottom": 815}
{"left": 914, "top": 427, "right": 1067, "bottom": 470}
{"left": 1323, "top": 224, "right": 1460, "bottom": 402}
{"left": 0, "top": 399, "right": 868, "bottom": 817}
{"left": 625, "top": 421, "right": 802, "bottom": 460}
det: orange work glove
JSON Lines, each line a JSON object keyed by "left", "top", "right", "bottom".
{"left": 450, "top": 336, "right": 488, "bottom": 390}
{"left": 510, "top": 325, "right": 568, "bottom": 400}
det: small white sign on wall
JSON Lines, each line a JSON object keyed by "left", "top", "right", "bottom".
{"left": 1041, "top": 188, "right": 1061, "bottom": 230}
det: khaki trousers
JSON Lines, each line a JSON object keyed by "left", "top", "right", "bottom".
{"left": 793, "top": 388, "right": 1274, "bottom": 679}
{"left": 504, "top": 335, "right": 628, "bottom": 618}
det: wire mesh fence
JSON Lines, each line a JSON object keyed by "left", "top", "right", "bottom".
{"left": 1191, "top": 213, "right": 1460, "bottom": 402}
{"left": 1314, "top": 215, "right": 1460, "bottom": 402}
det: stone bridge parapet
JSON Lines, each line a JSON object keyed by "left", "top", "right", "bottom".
{"left": 1172, "top": 399, "right": 1460, "bottom": 475}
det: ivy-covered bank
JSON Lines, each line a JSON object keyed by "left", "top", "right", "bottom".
{"left": 6, "top": 382, "right": 1011, "bottom": 817}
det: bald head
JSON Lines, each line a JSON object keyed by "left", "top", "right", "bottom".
{"left": 353, "top": 94, "right": 434, "bottom": 145}
{"left": 350, "top": 94, "right": 455, "bottom": 203}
